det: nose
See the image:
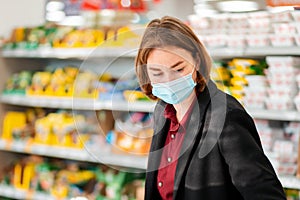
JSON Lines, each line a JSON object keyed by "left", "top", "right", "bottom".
{"left": 164, "top": 72, "right": 173, "bottom": 82}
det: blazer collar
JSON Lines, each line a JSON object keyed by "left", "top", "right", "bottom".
{"left": 146, "top": 80, "right": 219, "bottom": 199}
{"left": 173, "top": 80, "right": 218, "bottom": 198}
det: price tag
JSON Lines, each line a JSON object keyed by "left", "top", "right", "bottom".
{"left": 0, "top": 140, "right": 6, "bottom": 149}
{"left": 34, "top": 192, "right": 52, "bottom": 200}
{"left": 24, "top": 140, "right": 33, "bottom": 152}
{"left": 77, "top": 151, "right": 88, "bottom": 160}
{"left": 11, "top": 141, "right": 26, "bottom": 152}
{"left": 14, "top": 189, "right": 26, "bottom": 199}
{"left": 5, "top": 187, "right": 15, "bottom": 197}
{"left": 57, "top": 147, "right": 67, "bottom": 157}
{"left": 5, "top": 140, "right": 12, "bottom": 150}
{"left": 25, "top": 190, "right": 34, "bottom": 199}
{"left": 1, "top": 185, "right": 12, "bottom": 196}
{"left": 35, "top": 145, "right": 48, "bottom": 155}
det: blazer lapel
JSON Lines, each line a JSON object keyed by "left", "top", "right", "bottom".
{"left": 173, "top": 80, "right": 219, "bottom": 199}
{"left": 145, "top": 101, "right": 169, "bottom": 200}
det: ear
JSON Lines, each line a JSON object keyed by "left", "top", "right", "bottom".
{"left": 193, "top": 53, "right": 201, "bottom": 71}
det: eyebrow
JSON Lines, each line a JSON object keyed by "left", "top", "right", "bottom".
{"left": 170, "top": 61, "right": 184, "bottom": 69}
{"left": 148, "top": 67, "right": 162, "bottom": 71}
{"left": 148, "top": 60, "right": 184, "bottom": 71}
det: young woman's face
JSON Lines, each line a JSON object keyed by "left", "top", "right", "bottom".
{"left": 146, "top": 46, "right": 196, "bottom": 84}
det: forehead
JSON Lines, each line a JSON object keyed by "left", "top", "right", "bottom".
{"left": 147, "top": 46, "right": 193, "bottom": 67}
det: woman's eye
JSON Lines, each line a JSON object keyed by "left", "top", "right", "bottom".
{"left": 153, "top": 73, "right": 162, "bottom": 76}
{"left": 177, "top": 68, "right": 184, "bottom": 72}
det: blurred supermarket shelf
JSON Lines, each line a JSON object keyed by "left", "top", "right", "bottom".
{"left": 0, "top": 139, "right": 147, "bottom": 170}
{"left": 1, "top": 47, "right": 137, "bottom": 59}
{"left": 245, "top": 46, "right": 300, "bottom": 57}
{"left": 245, "top": 108, "right": 300, "bottom": 121}
{"left": 2, "top": 46, "right": 300, "bottom": 60}
{"left": 208, "top": 46, "right": 300, "bottom": 58}
{"left": 279, "top": 175, "right": 300, "bottom": 190}
{"left": 0, "top": 94, "right": 156, "bottom": 112}
{"left": 0, "top": 139, "right": 300, "bottom": 190}
{"left": 100, "top": 100, "right": 155, "bottom": 112}
{"left": 0, "top": 184, "right": 60, "bottom": 200}
{"left": 2, "top": 94, "right": 300, "bottom": 121}
{"left": 208, "top": 47, "right": 244, "bottom": 59}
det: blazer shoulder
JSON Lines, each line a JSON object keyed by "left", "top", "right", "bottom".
{"left": 224, "top": 93, "right": 246, "bottom": 113}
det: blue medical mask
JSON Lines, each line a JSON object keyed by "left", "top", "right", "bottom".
{"left": 152, "top": 71, "right": 196, "bottom": 104}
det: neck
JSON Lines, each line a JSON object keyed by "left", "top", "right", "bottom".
{"left": 173, "top": 90, "right": 196, "bottom": 122}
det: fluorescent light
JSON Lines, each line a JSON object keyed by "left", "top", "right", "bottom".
{"left": 121, "top": 0, "right": 131, "bottom": 7}
{"left": 46, "top": 1, "right": 64, "bottom": 12}
{"left": 217, "top": 1, "right": 259, "bottom": 12}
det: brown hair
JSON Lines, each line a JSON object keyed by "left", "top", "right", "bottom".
{"left": 135, "top": 16, "right": 212, "bottom": 100}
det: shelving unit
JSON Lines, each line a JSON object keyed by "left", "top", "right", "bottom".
{"left": 2, "top": 47, "right": 137, "bottom": 59}
{"left": 0, "top": 94, "right": 156, "bottom": 112}
{"left": 0, "top": 184, "right": 63, "bottom": 200}
{"left": 1, "top": 45, "right": 300, "bottom": 199}
{"left": 2, "top": 94, "right": 300, "bottom": 121}
{"left": 0, "top": 139, "right": 147, "bottom": 169}
{"left": 0, "top": 138, "right": 299, "bottom": 190}
{"left": 3, "top": 46, "right": 300, "bottom": 60}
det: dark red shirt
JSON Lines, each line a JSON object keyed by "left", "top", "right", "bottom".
{"left": 157, "top": 99, "right": 196, "bottom": 200}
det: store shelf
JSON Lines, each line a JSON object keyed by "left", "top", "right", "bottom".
{"left": 245, "top": 46, "right": 300, "bottom": 57}
{"left": 0, "top": 139, "right": 147, "bottom": 170}
{"left": 279, "top": 175, "right": 300, "bottom": 190}
{"left": 208, "top": 47, "right": 244, "bottom": 58}
{"left": 3, "top": 46, "right": 300, "bottom": 60}
{"left": 2, "top": 94, "right": 300, "bottom": 121}
{"left": 0, "top": 94, "right": 156, "bottom": 112}
{"left": 100, "top": 100, "right": 155, "bottom": 112}
{"left": 0, "top": 184, "right": 59, "bottom": 200}
{"left": 1, "top": 139, "right": 300, "bottom": 190}
{"left": 246, "top": 108, "right": 300, "bottom": 121}
{"left": 1, "top": 47, "right": 136, "bottom": 59}
{"left": 0, "top": 95, "right": 92, "bottom": 110}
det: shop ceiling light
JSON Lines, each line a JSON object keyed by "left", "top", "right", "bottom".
{"left": 203, "top": 0, "right": 266, "bottom": 12}
{"left": 121, "top": 0, "right": 131, "bottom": 7}
{"left": 217, "top": 0, "right": 259, "bottom": 12}
{"left": 46, "top": 1, "right": 64, "bottom": 12}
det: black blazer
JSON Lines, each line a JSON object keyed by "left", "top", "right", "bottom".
{"left": 145, "top": 80, "right": 286, "bottom": 200}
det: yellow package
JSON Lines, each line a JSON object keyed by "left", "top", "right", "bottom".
{"left": 2, "top": 112, "right": 26, "bottom": 140}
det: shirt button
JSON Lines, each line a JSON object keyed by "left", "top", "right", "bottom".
{"left": 167, "top": 157, "right": 172, "bottom": 163}
{"left": 171, "top": 134, "right": 175, "bottom": 139}
{"left": 158, "top": 181, "right": 163, "bottom": 187}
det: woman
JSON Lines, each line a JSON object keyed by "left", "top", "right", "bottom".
{"left": 135, "top": 16, "right": 286, "bottom": 200}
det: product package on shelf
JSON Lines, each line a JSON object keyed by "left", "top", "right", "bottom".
{"left": 107, "top": 112, "right": 153, "bottom": 156}
{"left": 1, "top": 109, "right": 106, "bottom": 150}
{"left": 211, "top": 58, "right": 268, "bottom": 107}
{"left": 96, "top": 73, "right": 151, "bottom": 103}
{"left": 188, "top": 10, "right": 300, "bottom": 48}
{"left": 2, "top": 25, "right": 141, "bottom": 51}
{"left": 255, "top": 119, "right": 300, "bottom": 176}
{"left": 255, "top": 119, "right": 284, "bottom": 152}
{"left": 230, "top": 58, "right": 267, "bottom": 104}
{"left": 2, "top": 66, "right": 100, "bottom": 99}
{"left": 0, "top": 155, "right": 145, "bottom": 200}
{"left": 285, "top": 188, "right": 300, "bottom": 200}
{"left": 2, "top": 66, "right": 152, "bottom": 105}
{"left": 265, "top": 56, "right": 300, "bottom": 111}
{"left": 210, "top": 61, "right": 231, "bottom": 93}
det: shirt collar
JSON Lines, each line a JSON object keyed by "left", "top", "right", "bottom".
{"left": 164, "top": 95, "right": 197, "bottom": 132}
